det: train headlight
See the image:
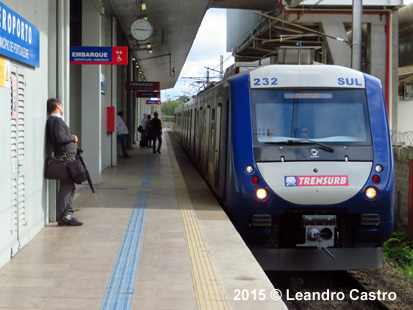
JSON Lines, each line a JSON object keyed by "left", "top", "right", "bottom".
{"left": 256, "top": 188, "right": 268, "bottom": 200}
{"left": 245, "top": 166, "right": 254, "bottom": 174}
{"left": 374, "top": 165, "right": 383, "bottom": 173}
{"left": 365, "top": 187, "right": 377, "bottom": 199}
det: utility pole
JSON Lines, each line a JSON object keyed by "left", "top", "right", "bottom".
{"left": 352, "top": 0, "right": 362, "bottom": 70}
{"left": 220, "top": 55, "right": 224, "bottom": 80}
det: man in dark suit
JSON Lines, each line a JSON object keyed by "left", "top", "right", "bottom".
{"left": 46, "top": 98, "right": 83, "bottom": 226}
{"left": 150, "top": 111, "right": 162, "bottom": 154}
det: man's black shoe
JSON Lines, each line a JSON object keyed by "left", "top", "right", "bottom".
{"left": 124, "top": 155, "right": 132, "bottom": 158}
{"left": 62, "top": 214, "right": 83, "bottom": 226}
{"left": 157, "top": 150, "right": 161, "bottom": 154}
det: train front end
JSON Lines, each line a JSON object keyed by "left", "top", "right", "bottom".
{"left": 229, "top": 65, "right": 394, "bottom": 270}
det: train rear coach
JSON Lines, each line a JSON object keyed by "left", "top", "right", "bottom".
{"left": 174, "top": 64, "right": 394, "bottom": 271}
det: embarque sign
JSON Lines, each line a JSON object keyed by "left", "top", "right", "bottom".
{"left": 0, "top": 1, "right": 40, "bottom": 67}
{"left": 70, "top": 46, "right": 128, "bottom": 65}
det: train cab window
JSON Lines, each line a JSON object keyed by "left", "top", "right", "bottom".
{"left": 251, "top": 89, "right": 372, "bottom": 146}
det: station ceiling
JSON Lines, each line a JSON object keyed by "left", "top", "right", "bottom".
{"left": 103, "top": 0, "right": 280, "bottom": 90}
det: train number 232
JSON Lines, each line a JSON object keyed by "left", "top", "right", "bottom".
{"left": 253, "top": 77, "right": 278, "bottom": 86}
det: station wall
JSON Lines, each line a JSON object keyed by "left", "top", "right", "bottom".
{"left": 0, "top": 0, "right": 51, "bottom": 267}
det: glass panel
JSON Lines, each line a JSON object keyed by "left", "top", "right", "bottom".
{"left": 251, "top": 89, "right": 371, "bottom": 145}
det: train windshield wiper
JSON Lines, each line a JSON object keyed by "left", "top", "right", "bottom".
{"left": 265, "top": 139, "right": 334, "bottom": 153}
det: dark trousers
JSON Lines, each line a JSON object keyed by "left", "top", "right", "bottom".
{"left": 152, "top": 132, "right": 162, "bottom": 153}
{"left": 118, "top": 134, "right": 129, "bottom": 157}
{"left": 57, "top": 179, "right": 75, "bottom": 222}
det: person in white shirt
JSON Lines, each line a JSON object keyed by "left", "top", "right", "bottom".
{"left": 116, "top": 111, "right": 131, "bottom": 158}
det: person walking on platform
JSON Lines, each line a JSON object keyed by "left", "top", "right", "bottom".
{"left": 46, "top": 98, "right": 83, "bottom": 226}
{"left": 116, "top": 111, "right": 131, "bottom": 158}
{"left": 150, "top": 111, "right": 162, "bottom": 154}
{"left": 146, "top": 114, "right": 152, "bottom": 147}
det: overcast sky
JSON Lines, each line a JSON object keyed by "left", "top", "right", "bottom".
{"left": 161, "top": 8, "right": 234, "bottom": 101}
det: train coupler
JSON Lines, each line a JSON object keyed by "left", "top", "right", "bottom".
{"left": 297, "top": 215, "right": 337, "bottom": 259}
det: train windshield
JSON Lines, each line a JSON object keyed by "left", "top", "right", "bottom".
{"left": 251, "top": 89, "right": 371, "bottom": 146}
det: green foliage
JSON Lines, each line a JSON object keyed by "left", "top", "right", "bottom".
{"left": 161, "top": 95, "right": 189, "bottom": 116}
{"left": 289, "top": 276, "right": 305, "bottom": 293}
{"left": 383, "top": 229, "right": 413, "bottom": 277}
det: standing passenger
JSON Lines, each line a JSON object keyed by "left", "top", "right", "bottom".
{"left": 146, "top": 114, "right": 152, "bottom": 147}
{"left": 141, "top": 113, "right": 147, "bottom": 130}
{"left": 46, "top": 98, "right": 83, "bottom": 226}
{"left": 150, "top": 112, "right": 162, "bottom": 154}
{"left": 116, "top": 111, "right": 131, "bottom": 158}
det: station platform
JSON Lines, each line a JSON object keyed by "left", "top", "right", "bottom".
{"left": 0, "top": 129, "right": 287, "bottom": 310}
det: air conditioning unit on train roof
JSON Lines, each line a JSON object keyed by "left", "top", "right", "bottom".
{"left": 223, "top": 62, "right": 259, "bottom": 79}
{"left": 277, "top": 46, "right": 318, "bottom": 65}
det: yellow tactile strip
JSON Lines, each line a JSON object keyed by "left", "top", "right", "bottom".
{"left": 167, "top": 133, "right": 229, "bottom": 310}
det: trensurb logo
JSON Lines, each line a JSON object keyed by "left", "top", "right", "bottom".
{"left": 285, "top": 175, "right": 349, "bottom": 187}
{"left": 285, "top": 176, "right": 297, "bottom": 187}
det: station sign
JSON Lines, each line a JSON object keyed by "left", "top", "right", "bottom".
{"left": 137, "top": 91, "right": 160, "bottom": 98}
{"left": 146, "top": 100, "right": 161, "bottom": 105}
{"left": 0, "top": 1, "right": 40, "bottom": 67}
{"left": 70, "top": 46, "right": 128, "bottom": 65}
{"left": 126, "top": 81, "right": 160, "bottom": 91}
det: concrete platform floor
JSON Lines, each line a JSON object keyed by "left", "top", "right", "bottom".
{"left": 0, "top": 129, "right": 287, "bottom": 310}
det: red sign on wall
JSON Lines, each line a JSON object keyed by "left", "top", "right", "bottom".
{"left": 107, "top": 107, "right": 115, "bottom": 132}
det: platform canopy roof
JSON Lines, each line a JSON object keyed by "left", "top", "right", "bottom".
{"left": 102, "top": 0, "right": 280, "bottom": 89}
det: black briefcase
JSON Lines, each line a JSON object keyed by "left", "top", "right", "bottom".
{"left": 44, "top": 154, "right": 71, "bottom": 180}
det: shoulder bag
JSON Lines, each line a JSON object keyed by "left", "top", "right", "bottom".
{"left": 44, "top": 152, "right": 71, "bottom": 180}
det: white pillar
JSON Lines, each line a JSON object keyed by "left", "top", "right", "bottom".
{"left": 81, "top": 0, "right": 102, "bottom": 183}
{"left": 352, "top": 0, "right": 363, "bottom": 70}
{"left": 111, "top": 16, "right": 118, "bottom": 167}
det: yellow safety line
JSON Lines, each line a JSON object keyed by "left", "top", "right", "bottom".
{"left": 167, "top": 134, "right": 229, "bottom": 310}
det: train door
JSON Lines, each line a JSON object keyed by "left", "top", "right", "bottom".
{"left": 196, "top": 108, "right": 202, "bottom": 165}
{"left": 193, "top": 108, "right": 197, "bottom": 157}
{"left": 204, "top": 106, "right": 211, "bottom": 175}
{"left": 189, "top": 109, "right": 193, "bottom": 155}
{"left": 207, "top": 107, "right": 216, "bottom": 184}
{"left": 214, "top": 104, "right": 222, "bottom": 190}
{"left": 10, "top": 66, "right": 27, "bottom": 257}
{"left": 186, "top": 110, "right": 190, "bottom": 147}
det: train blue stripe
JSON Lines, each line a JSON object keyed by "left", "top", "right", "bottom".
{"left": 100, "top": 159, "right": 154, "bottom": 310}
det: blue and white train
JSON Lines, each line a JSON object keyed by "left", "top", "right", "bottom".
{"left": 174, "top": 63, "right": 394, "bottom": 270}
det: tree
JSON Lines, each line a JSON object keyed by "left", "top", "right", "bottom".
{"left": 161, "top": 95, "right": 189, "bottom": 116}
